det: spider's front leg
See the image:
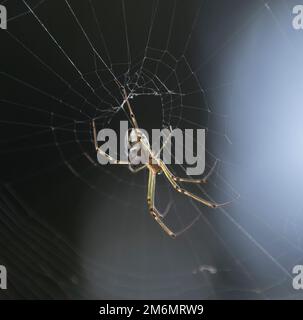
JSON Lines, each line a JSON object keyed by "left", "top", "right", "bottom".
{"left": 147, "top": 169, "right": 176, "bottom": 238}
{"left": 92, "top": 120, "right": 129, "bottom": 165}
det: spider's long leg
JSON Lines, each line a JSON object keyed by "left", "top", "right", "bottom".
{"left": 114, "top": 79, "right": 140, "bottom": 130}
{"left": 92, "top": 119, "right": 99, "bottom": 151}
{"left": 128, "top": 164, "right": 148, "bottom": 173}
{"left": 121, "top": 87, "right": 139, "bottom": 129}
{"left": 96, "top": 148, "right": 129, "bottom": 165}
{"left": 159, "top": 161, "right": 230, "bottom": 209}
{"left": 168, "top": 159, "right": 218, "bottom": 184}
{"left": 147, "top": 170, "right": 176, "bottom": 238}
{"left": 172, "top": 176, "right": 206, "bottom": 184}
{"left": 92, "top": 120, "right": 128, "bottom": 165}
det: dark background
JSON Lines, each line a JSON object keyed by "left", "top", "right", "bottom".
{"left": 0, "top": 0, "right": 303, "bottom": 299}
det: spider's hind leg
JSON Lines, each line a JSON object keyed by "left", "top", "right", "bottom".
{"left": 147, "top": 170, "right": 176, "bottom": 238}
{"left": 159, "top": 161, "right": 229, "bottom": 209}
{"left": 172, "top": 159, "right": 219, "bottom": 184}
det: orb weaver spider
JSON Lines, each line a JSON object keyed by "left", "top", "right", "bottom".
{"left": 92, "top": 85, "right": 228, "bottom": 238}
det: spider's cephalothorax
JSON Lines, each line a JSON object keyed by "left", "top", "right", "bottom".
{"left": 127, "top": 128, "right": 165, "bottom": 175}
{"left": 92, "top": 85, "right": 229, "bottom": 238}
{"left": 126, "top": 128, "right": 152, "bottom": 172}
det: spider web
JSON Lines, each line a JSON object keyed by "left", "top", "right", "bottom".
{"left": 0, "top": 0, "right": 302, "bottom": 299}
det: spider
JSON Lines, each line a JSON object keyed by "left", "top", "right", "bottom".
{"left": 92, "top": 85, "right": 227, "bottom": 238}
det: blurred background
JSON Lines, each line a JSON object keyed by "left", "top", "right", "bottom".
{"left": 0, "top": 0, "right": 303, "bottom": 299}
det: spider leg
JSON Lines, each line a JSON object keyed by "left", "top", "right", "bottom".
{"left": 92, "top": 120, "right": 129, "bottom": 165}
{"left": 159, "top": 161, "right": 230, "bottom": 209}
{"left": 172, "top": 176, "right": 206, "bottom": 184}
{"left": 92, "top": 119, "right": 99, "bottom": 151}
{"left": 96, "top": 148, "right": 129, "bottom": 165}
{"left": 123, "top": 88, "right": 139, "bottom": 129}
{"left": 128, "top": 164, "right": 147, "bottom": 173}
{"left": 147, "top": 169, "right": 176, "bottom": 238}
{"left": 170, "top": 159, "right": 218, "bottom": 184}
